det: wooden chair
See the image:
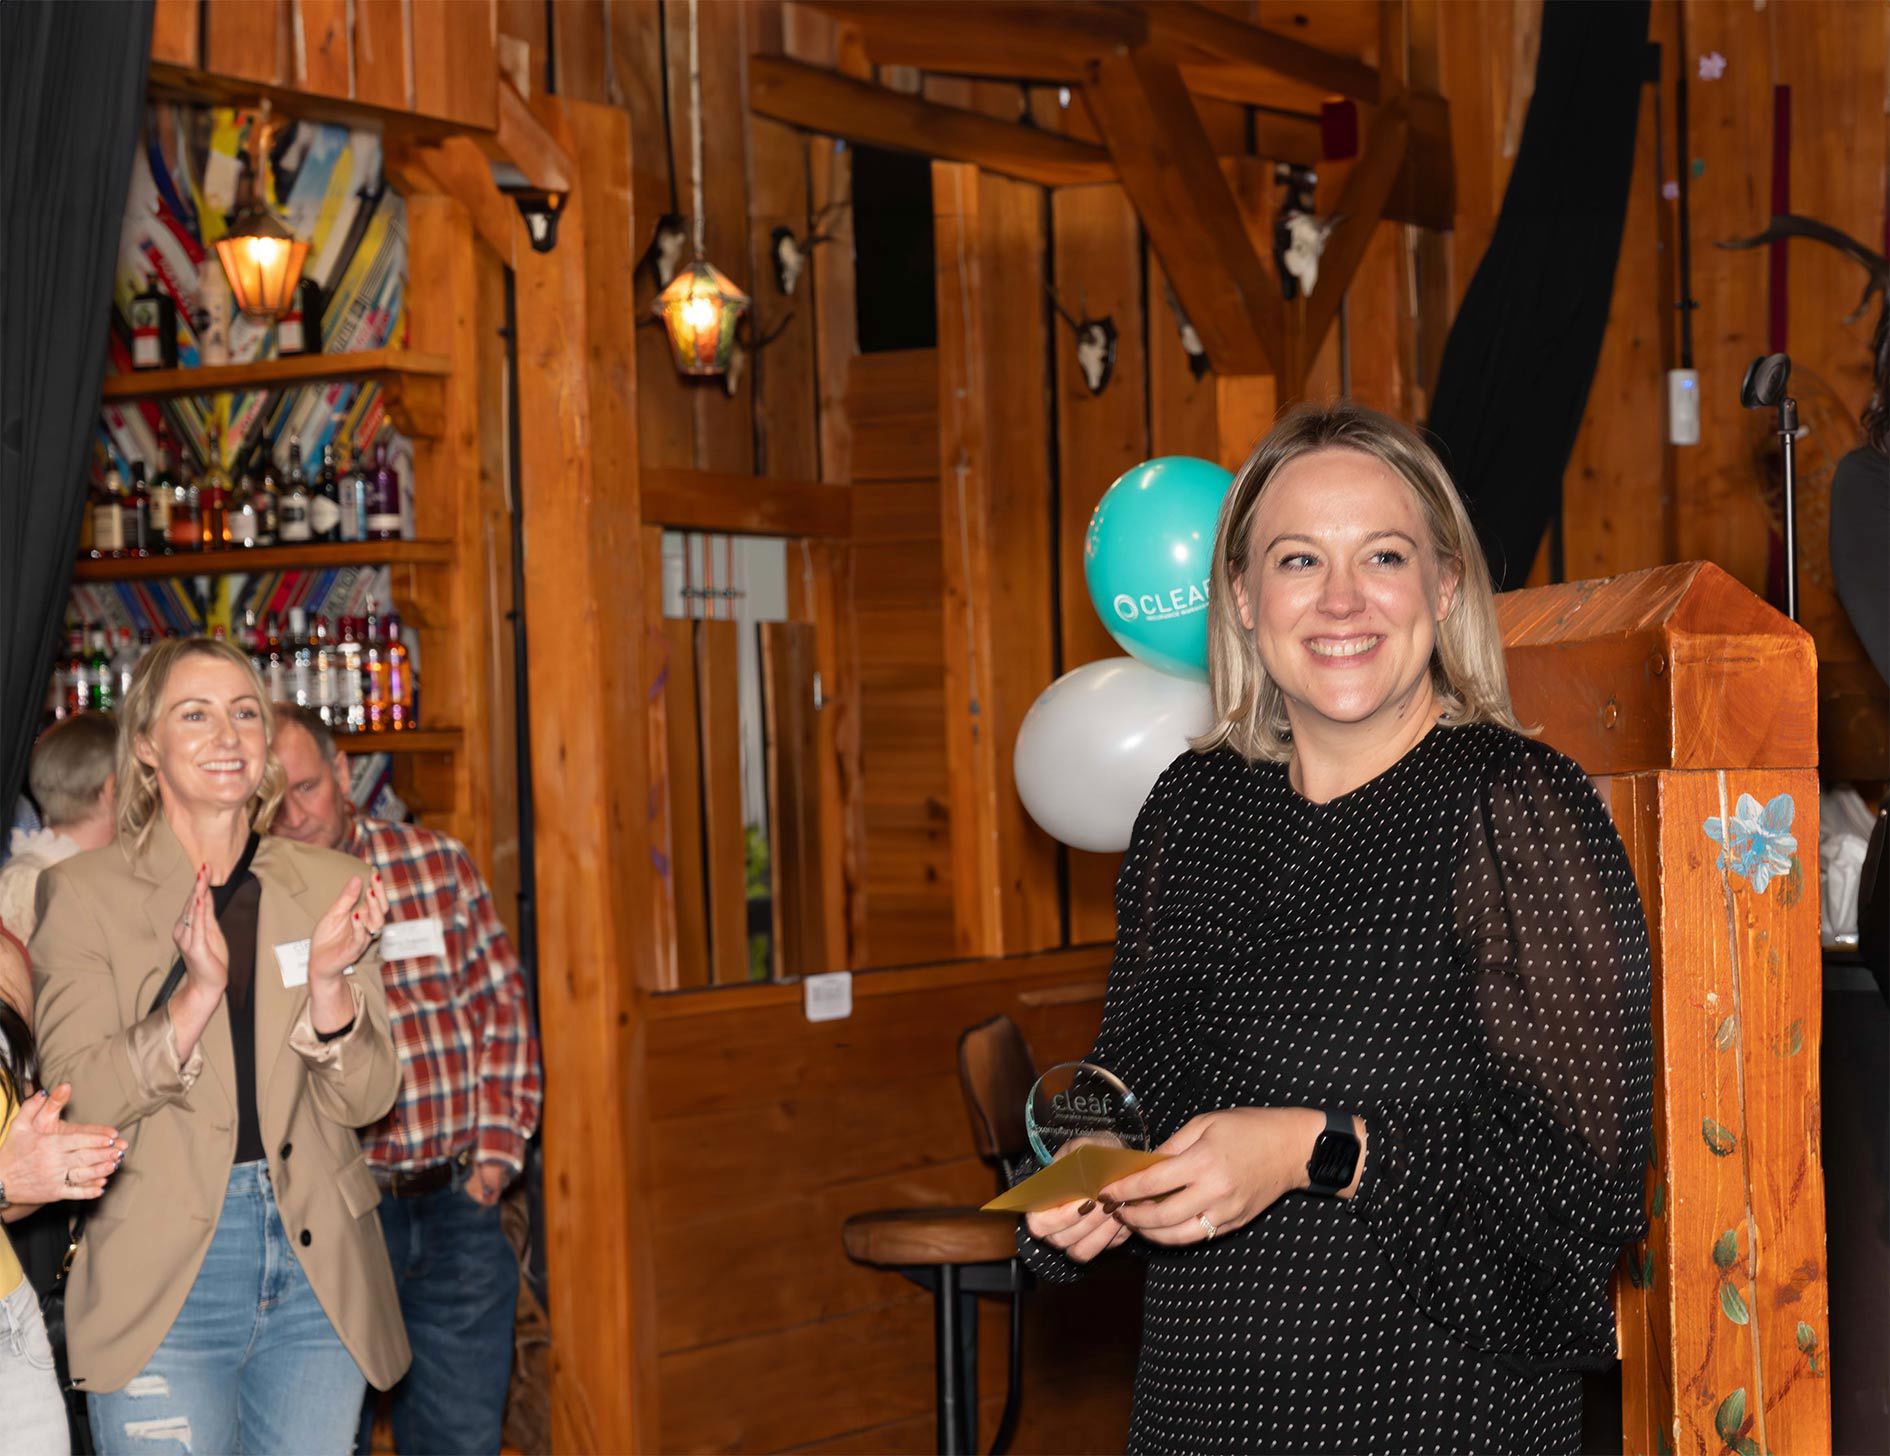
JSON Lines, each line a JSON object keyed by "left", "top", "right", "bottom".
{"left": 841, "top": 1015, "right": 1040, "bottom": 1456}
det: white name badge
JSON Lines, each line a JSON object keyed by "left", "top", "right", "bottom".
{"left": 274, "top": 940, "right": 357, "bottom": 988}
{"left": 380, "top": 917, "right": 447, "bottom": 962}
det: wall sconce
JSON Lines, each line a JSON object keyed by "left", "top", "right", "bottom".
{"left": 214, "top": 143, "right": 310, "bottom": 322}
{"left": 654, "top": 258, "right": 750, "bottom": 376}
{"left": 505, "top": 188, "right": 567, "bottom": 254}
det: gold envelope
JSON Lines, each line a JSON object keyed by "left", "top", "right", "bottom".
{"left": 981, "top": 1146, "right": 1169, "bottom": 1214}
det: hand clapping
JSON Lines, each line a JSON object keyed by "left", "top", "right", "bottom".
{"left": 172, "top": 863, "right": 230, "bottom": 998}
{"left": 307, "top": 871, "right": 388, "bottom": 987}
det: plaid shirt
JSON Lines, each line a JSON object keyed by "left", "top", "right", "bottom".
{"left": 347, "top": 817, "right": 542, "bottom": 1174}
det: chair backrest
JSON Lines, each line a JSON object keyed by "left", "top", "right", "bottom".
{"left": 957, "top": 1014, "right": 1037, "bottom": 1165}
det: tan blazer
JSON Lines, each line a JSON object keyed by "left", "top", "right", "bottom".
{"left": 29, "top": 821, "right": 412, "bottom": 1394}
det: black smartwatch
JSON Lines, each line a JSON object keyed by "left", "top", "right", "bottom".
{"left": 1306, "top": 1108, "right": 1362, "bottom": 1196}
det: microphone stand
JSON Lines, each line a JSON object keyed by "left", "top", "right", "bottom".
{"left": 1740, "top": 352, "right": 1801, "bottom": 623}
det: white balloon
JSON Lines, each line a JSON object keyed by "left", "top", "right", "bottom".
{"left": 1013, "top": 657, "right": 1214, "bottom": 853}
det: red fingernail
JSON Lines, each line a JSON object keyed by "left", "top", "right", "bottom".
{"left": 353, "top": 912, "right": 360, "bottom": 921}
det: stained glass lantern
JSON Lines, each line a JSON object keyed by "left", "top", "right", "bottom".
{"left": 653, "top": 258, "right": 750, "bottom": 376}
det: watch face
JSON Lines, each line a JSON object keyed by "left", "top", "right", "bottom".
{"left": 1309, "top": 1129, "right": 1360, "bottom": 1191}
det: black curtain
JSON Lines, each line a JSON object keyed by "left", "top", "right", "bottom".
{"left": 0, "top": 0, "right": 151, "bottom": 818}
{"left": 1426, "top": 0, "right": 1649, "bottom": 589}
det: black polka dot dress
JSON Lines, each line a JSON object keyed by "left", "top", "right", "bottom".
{"left": 1021, "top": 722, "right": 1654, "bottom": 1455}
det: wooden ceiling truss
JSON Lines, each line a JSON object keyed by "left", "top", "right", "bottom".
{"left": 770, "top": 0, "right": 1452, "bottom": 401}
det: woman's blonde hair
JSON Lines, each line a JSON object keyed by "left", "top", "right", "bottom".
{"left": 116, "top": 636, "right": 285, "bottom": 850}
{"left": 1196, "top": 401, "right": 1522, "bottom": 763}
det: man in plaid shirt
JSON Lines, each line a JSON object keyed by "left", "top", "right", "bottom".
{"left": 270, "top": 706, "right": 541, "bottom": 1456}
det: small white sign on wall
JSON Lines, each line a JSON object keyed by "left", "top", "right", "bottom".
{"left": 803, "top": 971, "right": 853, "bottom": 1023}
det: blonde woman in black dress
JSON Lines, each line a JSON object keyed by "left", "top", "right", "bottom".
{"left": 1024, "top": 402, "right": 1653, "bottom": 1454}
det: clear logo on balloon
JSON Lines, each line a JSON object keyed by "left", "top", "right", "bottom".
{"left": 1113, "top": 581, "right": 1210, "bottom": 623}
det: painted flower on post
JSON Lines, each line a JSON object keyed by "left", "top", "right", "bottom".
{"left": 1702, "top": 793, "right": 1797, "bottom": 893}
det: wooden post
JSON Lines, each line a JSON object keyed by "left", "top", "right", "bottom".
{"left": 513, "top": 96, "right": 656, "bottom": 1455}
{"left": 1498, "top": 562, "right": 1830, "bottom": 1456}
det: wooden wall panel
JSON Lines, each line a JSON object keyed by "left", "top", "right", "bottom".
{"left": 642, "top": 948, "right": 1137, "bottom": 1454}
{"left": 410, "top": 0, "right": 499, "bottom": 130}
{"left": 351, "top": 0, "right": 410, "bottom": 111}
{"left": 697, "top": 618, "right": 751, "bottom": 985}
{"left": 550, "top": 0, "right": 610, "bottom": 106}
{"left": 746, "top": 116, "right": 822, "bottom": 481}
{"left": 207, "top": 0, "right": 288, "bottom": 85}
{"left": 151, "top": 0, "right": 201, "bottom": 68}
{"left": 933, "top": 164, "right": 1005, "bottom": 958}
{"left": 847, "top": 351, "right": 956, "bottom": 968}
{"left": 291, "top": 0, "right": 351, "bottom": 99}
{"left": 1050, "top": 183, "right": 1148, "bottom": 946}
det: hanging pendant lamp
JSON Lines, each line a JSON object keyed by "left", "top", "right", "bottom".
{"left": 214, "top": 108, "right": 310, "bottom": 322}
{"left": 652, "top": 0, "right": 749, "bottom": 376}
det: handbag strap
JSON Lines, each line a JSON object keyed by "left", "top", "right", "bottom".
{"left": 50, "top": 832, "right": 264, "bottom": 1292}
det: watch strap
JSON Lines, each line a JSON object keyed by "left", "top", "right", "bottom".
{"left": 1306, "top": 1107, "right": 1361, "bottom": 1196}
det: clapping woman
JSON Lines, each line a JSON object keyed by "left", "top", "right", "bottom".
{"left": 30, "top": 637, "right": 411, "bottom": 1454}
{"left": 1023, "top": 403, "right": 1654, "bottom": 1453}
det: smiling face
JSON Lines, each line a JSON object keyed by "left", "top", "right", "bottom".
{"left": 1231, "top": 446, "right": 1459, "bottom": 743}
{"left": 134, "top": 652, "right": 268, "bottom": 817}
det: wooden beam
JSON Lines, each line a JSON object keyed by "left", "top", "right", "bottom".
{"left": 799, "top": 1, "right": 1142, "bottom": 80}
{"left": 639, "top": 468, "right": 853, "bottom": 537}
{"left": 750, "top": 55, "right": 1113, "bottom": 186}
{"left": 514, "top": 96, "right": 654, "bottom": 1455}
{"left": 1297, "top": 101, "right": 1410, "bottom": 387}
{"left": 1084, "top": 51, "right": 1282, "bottom": 375}
{"left": 398, "top": 136, "right": 520, "bottom": 265}
{"left": 478, "top": 80, "right": 574, "bottom": 193}
{"left": 1141, "top": 1, "right": 1382, "bottom": 103}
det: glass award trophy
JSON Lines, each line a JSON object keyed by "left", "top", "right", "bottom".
{"left": 982, "top": 1061, "right": 1166, "bottom": 1214}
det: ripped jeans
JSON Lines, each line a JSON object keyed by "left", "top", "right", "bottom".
{"left": 87, "top": 1162, "right": 365, "bottom": 1456}
{"left": 1, "top": 1273, "right": 70, "bottom": 1456}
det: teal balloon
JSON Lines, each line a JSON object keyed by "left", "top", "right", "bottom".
{"left": 1084, "top": 456, "right": 1233, "bottom": 680}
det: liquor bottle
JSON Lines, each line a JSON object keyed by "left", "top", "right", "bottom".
{"left": 385, "top": 612, "right": 415, "bottom": 731}
{"left": 335, "top": 616, "right": 366, "bottom": 732}
{"left": 277, "top": 278, "right": 324, "bottom": 357}
{"left": 262, "top": 614, "right": 288, "bottom": 702}
{"left": 149, "top": 424, "right": 176, "bottom": 550}
{"left": 362, "top": 602, "right": 389, "bottom": 732}
{"left": 166, "top": 444, "right": 199, "bottom": 554}
{"left": 196, "top": 258, "right": 233, "bottom": 367}
{"left": 111, "top": 628, "right": 140, "bottom": 702}
{"left": 87, "top": 468, "right": 125, "bottom": 559}
{"left": 341, "top": 448, "right": 371, "bottom": 543}
{"left": 230, "top": 459, "right": 263, "bottom": 548}
{"left": 250, "top": 450, "right": 279, "bottom": 545}
{"left": 311, "top": 615, "right": 336, "bottom": 726}
{"left": 128, "top": 272, "right": 179, "bottom": 371}
{"left": 367, "top": 439, "right": 402, "bottom": 541}
{"left": 125, "top": 462, "right": 153, "bottom": 557}
{"left": 200, "top": 427, "right": 230, "bottom": 550}
{"left": 87, "top": 629, "right": 115, "bottom": 713}
{"left": 279, "top": 438, "right": 312, "bottom": 543}
{"left": 62, "top": 629, "right": 88, "bottom": 715}
{"left": 287, "top": 608, "right": 314, "bottom": 708}
{"left": 310, "top": 442, "right": 342, "bottom": 543}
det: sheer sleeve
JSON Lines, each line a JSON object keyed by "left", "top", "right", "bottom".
{"left": 1017, "top": 760, "right": 1178, "bottom": 1284}
{"left": 1346, "top": 739, "right": 1654, "bottom": 1371}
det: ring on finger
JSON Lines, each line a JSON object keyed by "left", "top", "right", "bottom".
{"left": 1196, "top": 1212, "right": 1217, "bottom": 1239}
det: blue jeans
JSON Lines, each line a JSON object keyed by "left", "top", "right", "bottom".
{"left": 356, "top": 1182, "right": 517, "bottom": 1456}
{"left": 88, "top": 1161, "right": 365, "bottom": 1456}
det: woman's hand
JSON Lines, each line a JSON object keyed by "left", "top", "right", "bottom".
{"left": 1023, "top": 1196, "right": 1133, "bottom": 1264}
{"left": 172, "top": 864, "right": 230, "bottom": 999}
{"left": 308, "top": 872, "right": 388, "bottom": 987}
{"left": 1097, "top": 1107, "right": 1333, "bottom": 1245}
{"left": 0, "top": 1084, "right": 126, "bottom": 1208}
